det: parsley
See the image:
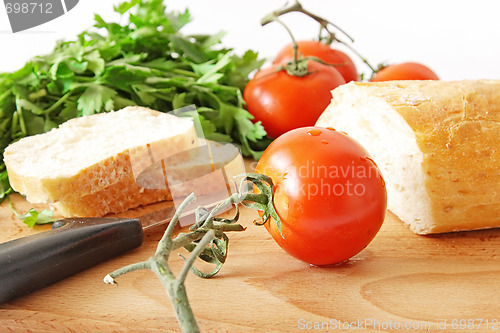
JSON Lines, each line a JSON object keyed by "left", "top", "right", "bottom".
{"left": 7, "top": 196, "right": 56, "bottom": 227}
{"left": 17, "top": 208, "right": 57, "bottom": 228}
{"left": 0, "top": 0, "right": 270, "bottom": 202}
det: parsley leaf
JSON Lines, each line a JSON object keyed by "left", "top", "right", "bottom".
{"left": 77, "top": 84, "right": 117, "bottom": 115}
{"left": 20, "top": 208, "right": 57, "bottom": 228}
{"left": 7, "top": 196, "right": 56, "bottom": 227}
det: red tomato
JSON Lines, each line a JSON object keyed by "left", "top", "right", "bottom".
{"left": 255, "top": 126, "right": 387, "bottom": 266}
{"left": 243, "top": 60, "right": 345, "bottom": 139}
{"left": 273, "top": 40, "right": 358, "bottom": 83}
{"left": 370, "top": 62, "right": 439, "bottom": 81}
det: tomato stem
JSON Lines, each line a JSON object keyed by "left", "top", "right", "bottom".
{"left": 104, "top": 173, "right": 282, "bottom": 332}
{"left": 261, "top": 15, "right": 312, "bottom": 78}
{"left": 261, "top": 0, "right": 378, "bottom": 75}
{"left": 273, "top": 17, "right": 300, "bottom": 71}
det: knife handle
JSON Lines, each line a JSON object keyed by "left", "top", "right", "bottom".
{"left": 0, "top": 217, "right": 143, "bottom": 304}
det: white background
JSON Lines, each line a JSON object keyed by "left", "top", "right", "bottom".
{"left": 0, "top": 0, "right": 499, "bottom": 80}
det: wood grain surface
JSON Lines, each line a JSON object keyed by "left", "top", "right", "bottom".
{"left": 1, "top": 192, "right": 499, "bottom": 333}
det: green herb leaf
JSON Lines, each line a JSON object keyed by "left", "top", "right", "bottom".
{"left": 7, "top": 196, "right": 57, "bottom": 227}
{"left": 84, "top": 50, "right": 106, "bottom": 76}
{"left": 20, "top": 208, "right": 57, "bottom": 228}
{"left": 192, "top": 53, "right": 232, "bottom": 84}
{"left": 0, "top": 170, "right": 12, "bottom": 202}
{"left": 77, "top": 84, "right": 117, "bottom": 115}
{"left": 114, "top": 0, "right": 141, "bottom": 15}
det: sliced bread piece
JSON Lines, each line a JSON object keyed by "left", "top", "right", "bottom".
{"left": 316, "top": 80, "right": 500, "bottom": 234}
{"left": 4, "top": 106, "right": 198, "bottom": 216}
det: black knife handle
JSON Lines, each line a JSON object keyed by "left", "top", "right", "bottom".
{"left": 0, "top": 217, "right": 143, "bottom": 304}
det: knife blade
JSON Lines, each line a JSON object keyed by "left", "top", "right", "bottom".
{"left": 0, "top": 141, "right": 246, "bottom": 304}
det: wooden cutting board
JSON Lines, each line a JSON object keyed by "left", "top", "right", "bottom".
{"left": 1, "top": 192, "right": 499, "bottom": 333}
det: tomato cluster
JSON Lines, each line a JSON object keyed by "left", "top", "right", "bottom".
{"left": 243, "top": 3, "right": 437, "bottom": 266}
{"left": 244, "top": 41, "right": 439, "bottom": 139}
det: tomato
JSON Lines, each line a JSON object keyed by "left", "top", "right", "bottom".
{"left": 255, "top": 126, "right": 387, "bottom": 266}
{"left": 370, "top": 62, "right": 439, "bottom": 81}
{"left": 243, "top": 60, "right": 345, "bottom": 139}
{"left": 273, "top": 40, "right": 358, "bottom": 83}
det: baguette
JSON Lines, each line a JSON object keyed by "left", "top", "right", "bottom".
{"left": 316, "top": 80, "right": 500, "bottom": 234}
{"left": 4, "top": 106, "right": 199, "bottom": 217}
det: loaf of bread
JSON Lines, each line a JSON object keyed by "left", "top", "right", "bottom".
{"left": 316, "top": 80, "right": 500, "bottom": 234}
{"left": 4, "top": 106, "right": 199, "bottom": 217}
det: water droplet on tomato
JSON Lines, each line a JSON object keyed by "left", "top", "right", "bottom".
{"left": 379, "top": 174, "right": 386, "bottom": 188}
{"left": 326, "top": 127, "right": 336, "bottom": 131}
{"left": 364, "top": 156, "right": 378, "bottom": 168}
{"left": 321, "top": 140, "right": 328, "bottom": 144}
{"left": 307, "top": 129, "right": 322, "bottom": 136}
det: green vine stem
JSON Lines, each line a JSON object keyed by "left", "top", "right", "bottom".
{"left": 261, "top": 0, "right": 378, "bottom": 75}
{"left": 103, "top": 173, "right": 279, "bottom": 333}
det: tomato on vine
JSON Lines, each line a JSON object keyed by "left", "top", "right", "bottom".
{"left": 371, "top": 62, "right": 439, "bottom": 81}
{"left": 243, "top": 60, "right": 345, "bottom": 139}
{"left": 273, "top": 40, "right": 358, "bottom": 83}
{"left": 246, "top": 1, "right": 387, "bottom": 139}
{"left": 255, "top": 126, "right": 387, "bottom": 266}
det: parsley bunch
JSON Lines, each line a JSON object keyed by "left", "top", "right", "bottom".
{"left": 0, "top": 0, "right": 270, "bottom": 199}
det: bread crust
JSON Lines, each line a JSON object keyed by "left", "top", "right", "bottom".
{"left": 318, "top": 80, "right": 500, "bottom": 234}
{"left": 54, "top": 181, "right": 173, "bottom": 217}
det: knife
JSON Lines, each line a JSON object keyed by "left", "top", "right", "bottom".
{"left": 0, "top": 141, "right": 245, "bottom": 304}
{"left": 0, "top": 201, "right": 185, "bottom": 304}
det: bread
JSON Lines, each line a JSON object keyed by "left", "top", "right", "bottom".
{"left": 315, "top": 80, "right": 500, "bottom": 234}
{"left": 4, "top": 106, "right": 199, "bottom": 217}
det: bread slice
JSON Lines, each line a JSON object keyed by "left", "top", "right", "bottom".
{"left": 316, "top": 80, "right": 500, "bottom": 234}
{"left": 4, "top": 106, "right": 198, "bottom": 217}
